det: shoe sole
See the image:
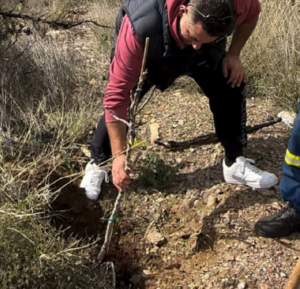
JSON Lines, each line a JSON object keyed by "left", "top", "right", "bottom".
{"left": 224, "top": 176, "right": 278, "bottom": 189}
{"left": 255, "top": 224, "right": 300, "bottom": 238}
{"left": 255, "top": 227, "right": 284, "bottom": 238}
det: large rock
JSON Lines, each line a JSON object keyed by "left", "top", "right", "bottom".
{"left": 146, "top": 228, "right": 166, "bottom": 246}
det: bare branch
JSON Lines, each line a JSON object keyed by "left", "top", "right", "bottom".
{"left": 105, "top": 107, "right": 131, "bottom": 127}
{"left": 135, "top": 87, "right": 156, "bottom": 115}
{"left": 0, "top": 10, "right": 115, "bottom": 29}
{"left": 155, "top": 117, "right": 282, "bottom": 149}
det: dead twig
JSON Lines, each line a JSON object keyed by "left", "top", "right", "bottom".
{"left": 97, "top": 37, "right": 150, "bottom": 262}
{"left": 0, "top": 11, "right": 115, "bottom": 29}
{"left": 155, "top": 117, "right": 282, "bottom": 149}
{"left": 135, "top": 87, "right": 156, "bottom": 115}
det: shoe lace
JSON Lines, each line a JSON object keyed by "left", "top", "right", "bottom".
{"left": 90, "top": 168, "right": 109, "bottom": 189}
{"left": 239, "top": 158, "right": 262, "bottom": 177}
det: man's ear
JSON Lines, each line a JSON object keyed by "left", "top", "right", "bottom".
{"left": 178, "top": 5, "right": 186, "bottom": 17}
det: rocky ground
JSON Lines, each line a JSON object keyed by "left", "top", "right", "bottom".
{"left": 111, "top": 90, "right": 298, "bottom": 289}
{"left": 43, "top": 8, "right": 300, "bottom": 288}
{"left": 51, "top": 86, "right": 299, "bottom": 289}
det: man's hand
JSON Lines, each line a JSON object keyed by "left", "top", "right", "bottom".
{"left": 222, "top": 54, "right": 246, "bottom": 88}
{"left": 112, "top": 154, "right": 131, "bottom": 192}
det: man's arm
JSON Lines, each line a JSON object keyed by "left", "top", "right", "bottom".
{"left": 103, "top": 15, "right": 143, "bottom": 191}
{"left": 223, "top": 24, "right": 256, "bottom": 87}
{"left": 104, "top": 15, "right": 143, "bottom": 154}
{"left": 107, "top": 122, "right": 127, "bottom": 156}
{"left": 228, "top": 23, "right": 256, "bottom": 57}
{"left": 223, "top": 0, "right": 261, "bottom": 87}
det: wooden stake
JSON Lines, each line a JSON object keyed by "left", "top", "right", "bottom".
{"left": 284, "top": 257, "right": 300, "bottom": 289}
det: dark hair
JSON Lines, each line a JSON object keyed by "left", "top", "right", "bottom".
{"left": 188, "top": 0, "right": 235, "bottom": 37}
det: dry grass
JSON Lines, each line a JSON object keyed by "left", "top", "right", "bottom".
{"left": 0, "top": 0, "right": 299, "bottom": 287}
{"left": 242, "top": 0, "right": 300, "bottom": 111}
{"left": 0, "top": 0, "right": 119, "bottom": 287}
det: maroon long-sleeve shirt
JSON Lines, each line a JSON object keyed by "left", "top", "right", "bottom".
{"left": 104, "top": 0, "right": 261, "bottom": 122}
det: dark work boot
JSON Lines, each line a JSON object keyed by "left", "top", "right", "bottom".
{"left": 255, "top": 205, "right": 300, "bottom": 238}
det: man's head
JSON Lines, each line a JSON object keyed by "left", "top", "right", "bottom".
{"left": 178, "top": 0, "right": 235, "bottom": 50}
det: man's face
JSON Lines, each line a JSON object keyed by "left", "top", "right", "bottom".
{"left": 178, "top": 5, "right": 218, "bottom": 50}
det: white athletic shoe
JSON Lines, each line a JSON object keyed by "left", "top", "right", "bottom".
{"left": 80, "top": 161, "right": 110, "bottom": 200}
{"left": 223, "top": 156, "right": 278, "bottom": 189}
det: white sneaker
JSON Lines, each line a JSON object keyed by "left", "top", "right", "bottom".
{"left": 223, "top": 156, "right": 278, "bottom": 189}
{"left": 80, "top": 161, "right": 110, "bottom": 200}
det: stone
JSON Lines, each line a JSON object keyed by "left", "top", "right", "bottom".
{"left": 237, "top": 282, "right": 246, "bottom": 289}
{"left": 193, "top": 200, "right": 200, "bottom": 207}
{"left": 142, "top": 270, "right": 157, "bottom": 279}
{"left": 280, "top": 272, "right": 287, "bottom": 278}
{"left": 156, "top": 197, "right": 164, "bottom": 203}
{"left": 178, "top": 120, "right": 184, "bottom": 126}
{"left": 150, "top": 123, "right": 160, "bottom": 144}
{"left": 207, "top": 196, "right": 217, "bottom": 207}
{"left": 146, "top": 228, "right": 166, "bottom": 246}
{"left": 226, "top": 255, "right": 236, "bottom": 261}
{"left": 240, "top": 243, "right": 249, "bottom": 250}
{"left": 150, "top": 246, "right": 159, "bottom": 254}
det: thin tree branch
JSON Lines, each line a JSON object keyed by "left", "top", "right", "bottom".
{"left": 0, "top": 11, "right": 115, "bottom": 29}
{"left": 105, "top": 107, "right": 130, "bottom": 127}
{"left": 135, "top": 87, "right": 156, "bottom": 115}
{"left": 155, "top": 117, "right": 282, "bottom": 149}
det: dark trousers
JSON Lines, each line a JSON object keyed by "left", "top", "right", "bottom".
{"left": 280, "top": 100, "right": 300, "bottom": 212}
{"left": 90, "top": 58, "right": 247, "bottom": 164}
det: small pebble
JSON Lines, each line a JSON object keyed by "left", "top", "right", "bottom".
{"left": 237, "top": 282, "right": 246, "bottom": 289}
{"left": 176, "top": 158, "right": 182, "bottom": 164}
{"left": 280, "top": 272, "right": 287, "bottom": 278}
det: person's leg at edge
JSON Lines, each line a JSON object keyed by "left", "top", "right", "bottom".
{"left": 191, "top": 57, "right": 278, "bottom": 189}
{"left": 255, "top": 100, "right": 300, "bottom": 238}
{"left": 80, "top": 79, "right": 154, "bottom": 200}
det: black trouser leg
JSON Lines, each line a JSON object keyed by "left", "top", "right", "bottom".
{"left": 191, "top": 60, "right": 247, "bottom": 162}
{"left": 90, "top": 114, "right": 112, "bottom": 164}
{"left": 90, "top": 79, "right": 154, "bottom": 164}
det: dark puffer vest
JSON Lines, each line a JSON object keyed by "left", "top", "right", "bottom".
{"left": 111, "top": 0, "right": 234, "bottom": 90}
